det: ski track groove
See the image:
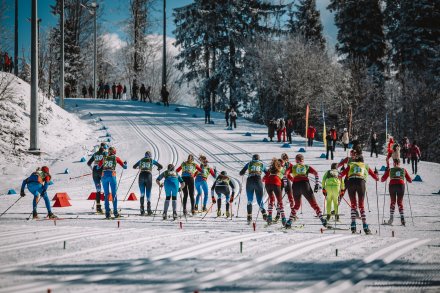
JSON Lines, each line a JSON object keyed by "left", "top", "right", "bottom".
{"left": 124, "top": 117, "right": 161, "bottom": 163}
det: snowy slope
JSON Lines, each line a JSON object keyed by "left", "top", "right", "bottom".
{"left": 0, "top": 73, "right": 93, "bottom": 192}
{"left": 0, "top": 99, "right": 438, "bottom": 292}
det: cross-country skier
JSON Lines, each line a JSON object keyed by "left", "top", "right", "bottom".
{"left": 133, "top": 151, "right": 163, "bottom": 215}
{"left": 194, "top": 155, "right": 216, "bottom": 212}
{"left": 263, "top": 158, "right": 287, "bottom": 226}
{"left": 97, "top": 147, "right": 127, "bottom": 219}
{"left": 211, "top": 171, "right": 235, "bottom": 217}
{"left": 279, "top": 153, "right": 294, "bottom": 223}
{"left": 156, "top": 164, "right": 185, "bottom": 220}
{"left": 381, "top": 159, "right": 412, "bottom": 226}
{"left": 20, "top": 166, "right": 56, "bottom": 219}
{"left": 339, "top": 155, "right": 379, "bottom": 234}
{"left": 239, "top": 154, "right": 267, "bottom": 224}
{"left": 286, "top": 154, "right": 327, "bottom": 228}
{"left": 87, "top": 143, "right": 108, "bottom": 213}
{"left": 322, "top": 163, "right": 345, "bottom": 221}
{"left": 176, "top": 154, "right": 202, "bottom": 215}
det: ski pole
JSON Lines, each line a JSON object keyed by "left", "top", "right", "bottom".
{"left": 122, "top": 169, "right": 140, "bottom": 202}
{"left": 375, "top": 181, "right": 381, "bottom": 236}
{"left": 382, "top": 179, "right": 387, "bottom": 223}
{"left": 341, "top": 196, "right": 351, "bottom": 208}
{"left": 179, "top": 190, "right": 187, "bottom": 222}
{"left": 0, "top": 197, "right": 22, "bottom": 218}
{"left": 152, "top": 185, "right": 163, "bottom": 221}
{"left": 235, "top": 176, "right": 243, "bottom": 218}
{"left": 366, "top": 190, "right": 371, "bottom": 212}
{"left": 201, "top": 202, "right": 214, "bottom": 220}
{"left": 69, "top": 172, "right": 92, "bottom": 180}
{"left": 27, "top": 196, "right": 42, "bottom": 220}
{"left": 255, "top": 190, "right": 269, "bottom": 224}
{"left": 406, "top": 181, "right": 415, "bottom": 226}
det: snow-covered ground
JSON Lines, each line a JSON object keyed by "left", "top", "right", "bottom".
{"left": 0, "top": 98, "right": 439, "bottom": 292}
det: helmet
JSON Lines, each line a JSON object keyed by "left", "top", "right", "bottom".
{"left": 167, "top": 164, "right": 175, "bottom": 171}
{"left": 281, "top": 153, "right": 289, "bottom": 160}
{"left": 108, "top": 147, "right": 116, "bottom": 155}
{"left": 145, "top": 151, "right": 152, "bottom": 158}
{"left": 252, "top": 154, "right": 260, "bottom": 161}
{"left": 187, "top": 154, "right": 194, "bottom": 162}
{"left": 295, "top": 154, "right": 304, "bottom": 162}
{"left": 100, "top": 142, "right": 109, "bottom": 149}
{"left": 41, "top": 166, "right": 50, "bottom": 174}
{"left": 220, "top": 171, "right": 227, "bottom": 176}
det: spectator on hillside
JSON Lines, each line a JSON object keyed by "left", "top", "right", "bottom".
{"left": 409, "top": 141, "right": 421, "bottom": 174}
{"left": 4, "top": 52, "right": 11, "bottom": 72}
{"left": 65, "top": 84, "right": 71, "bottom": 98}
{"left": 161, "top": 84, "right": 169, "bottom": 107}
{"left": 204, "top": 101, "right": 211, "bottom": 124}
{"left": 229, "top": 108, "right": 237, "bottom": 129}
{"left": 104, "top": 82, "right": 110, "bottom": 99}
{"left": 146, "top": 86, "right": 152, "bottom": 102}
{"left": 286, "top": 118, "right": 294, "bottom": 144}
{"left": 370, "top": 132, "right": 379, "bottom": 158}
{"left": 277, "top": 118, "right": 286, "bottom": 142}
{"left": 123, "top": 85, "right": 127, "bottom": 100}
{"left": 112, "top": 82, "right": 116, "bottom": 99}
{"left": 140, "top": 84, "right": 146, "bottom": 102}
{"left": 132, "top": 80, "right": 139, "bottom": 101}
{"left": 82, "top": 85, "right": 87, "bottom": 99}
{"left": 329, "top": 126, "right": 337, "bottom": 151}
{"left": 401, "top": 136, "right": 410, "bottom": 164}
{"left": 307, "top": 125, "right": 316, "bottom": 147}
{"left": 116, "top": 83, "right": 122, "bottom": 99}
{"left": 88, "top": 84, "right": 93, "bottom": 98}
{"left": 268, "top": 118, "right": 276, "bottom": 142}
{"left": 9, "top": 60, "right": 13, "bottom": 73}
{"left": 340, "top": 128, "right": 350, "bottom": 151}
{"left": 225, "top": 106, "right": 231, "bottom": 127}
{"left": 326, "top": 131, "right": 334, "bottom": 160}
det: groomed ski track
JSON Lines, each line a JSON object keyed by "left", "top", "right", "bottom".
{"left": 0, "top": 99, "right": 439, "bottom": 292}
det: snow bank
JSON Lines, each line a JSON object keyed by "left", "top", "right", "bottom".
{"left": 0, "top": 72, "right": 93, "bottom": 185}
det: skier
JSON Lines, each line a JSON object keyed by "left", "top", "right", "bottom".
{"left": 370, "top": 132, "right": 379, "bottom": 158}
{"left": 326, "top": 131, "right": 334, "bottom": 160}
{"left": 133, "top": 151, "right": 163, "bottom": 215}
{"left": 286, "top": 154, "right": 327, "bottom": 228}
{"left": 176, "top": 154, "right": 202, "bottom": 215}
{"left": 156, "top": 164, "right": 186, "bottom": 220}
{"left": 20, "top": 166, "right": 57, "bottom": 219}
{"left": 307, "top": 125, "right": 316, "bottom": 147}
{"left": 339, "top": 155, "right": 379, "bottom": 234}
{"left": 341, "top": 128, "right": 350, "bottom": 151}
{"left": 322, "top": 163, "right": 345, "bottom": 221}
{"left": 211, "top": 171, "right": 235, "bottom": 217}
{"left": 386, "top": 135, "right": 395, "bottom": 162}
{"left": 409, "top": 141, "right": 421, "bottom": 174}
{"left": 194, "top": 155, "right": 216, "bottom": 212}
{"left": 87, "top": 143, "right": 108, "bottom": 214}
{"left": 280, "top": 153, "right": 295, "bottom": 224}
{"left": 263, "top": 158, "right": 287, "bottom": 226}
{"left": 239, "top": 154, "right": 267, "bottom": 224}
{"left": 381, "top": 159, "right": 412, "bottom": 226}
{"left": 97, "top": 147, "right": 127, "bottom": 219}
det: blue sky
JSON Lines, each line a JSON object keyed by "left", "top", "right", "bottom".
{"left": 5, "top": 0, "right": 336, "bottom": 57}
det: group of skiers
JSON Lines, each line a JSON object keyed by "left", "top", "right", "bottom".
{"left": 0, "top": 51, "right": 13, "bottom": 73}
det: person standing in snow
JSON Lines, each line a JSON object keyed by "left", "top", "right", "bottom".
{"left": 277, "top": 118, "right": 286, "bottom": 142}
{"left": 123, "top": 85, "right": 127, "bottom": 100}
{"left": 140, "top": 84, "right": 146, "bottom": 102}
{"left": 268, "top": 118, "right": 276, "bottom": 142}
{"left": 194, "top": 155, "right": 216, "bottom": 212}
{"left": 401, "top": 136, "right": 410, "bottom": 164}
{"left": 381, "top": 159, "right": 412, "bottom": 226}
{"left": 351, "top": 135, "right": 361, "bottom": 150}
{"left": 370, "top": 132, "right": 379, "bottom": 158}
{"left": 329, "top": 126, "right": 337, "bottom": 151}
{"left": 156, "top": 164, "right": 185, "bottom": 220}
{"left": 409, "top": 141, "right": 421, "bottom": 174}
{"left": 326, "top": 131, "right": 334, "bottom": 160}
{"left": 104, "top": 82, "right": 110, "bottom": 99}
{"left": 339, "top": 155, "right": 379, "bottom": 234}
{"left": 239, "top": 154, "right": 268, "bottom": 224}
{"left": 286, "top": 118, "right": 294, "bottom": 144}
{"left": 322, "top": 163, "right": 345, "bottom": 222}
{"left": 20, "top": 166, "right": 57, "bottom": 219}
{"left": 82, "top": 85, "right": 87, "bottom": 98}
{"left": 263, "top": 158, "right": 287, "bottom": 226}
{"left": 88, "top": 84, "right": 93, "bottom": 98}
{"left": 146, "top": 86, "right": 152, "bottom": 102}
{"left": 225, "top": 106, "right": 231, "bottom": 127}
{"left": 161, "top": 84, "right": 169, "bottom": 107}
{"left": 176, "top": 154, "right": 202, "bottom": 215}
{"left": 204, "top": 101, "right": 211, "bottom": 124}
{"left": 229, "top": 108, "right": 237, "bottom": 129}
{"left": 340, "top": 128, "right": 350, "bottom": 151}
{"left": 112, "top": 82, "right": 117, "bottom": 99}
{"left": 286, "top": 154, "right": 327, "bottom": 228}
{"left": 116, "top": 83, "right": 122, "bottom": 100}
{"left": 307, "top": 125, "right": 316, "bottom": 147}
{"left": 133, "top": 151, "right": 163, "bottom": 215}
{"left": 97, "top": 147, "right": 127, "bottom": 219}
{"left": 87, "top": 143, "right": 108, "bottom": 214}
{"left": 211, "top": 171, "right": 235, "bottom": 218}
{"left": 132, "top": 80, "right": 139, "bottom": 101}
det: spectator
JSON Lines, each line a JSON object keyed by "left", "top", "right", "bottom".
{"left": 307, "top": 125, "right": 316, "bottom": 147}
{"left": 204, "top": 101, "right": 211, "bottom": 124}
{"left": 229, "top": 108, "right": 237, "bottom": 129}
{"left": 370, "top": 132, "right": 379, "bottom": 158}
{"left": 146, "top": 86, "right": 152, "bottom": 102}
{"left": 140, "top": 84, "right": 146, "bottom": 102}
{"left": 401, "top": 136, "right": 410, "bottom": 164}
{"left": 225, "top": 106, "right": 231, "bottom": 127}
{"left": 4, "top": 52, "right": 11, "bottom": 72}
{"left": 329, "top": 126, "right": 337, "bottom": 151}
{"left": 132, "top": 80, "right": 139, "bottom": 101}
{"left": 341, "top": 128, "right": 349, "bottom": 151}
{"left": 104, "top": 82, "right": 110, "bottom": 99}
{"left": 116, "top": 83, "right": 122, "bottom": 99}
{"left": 65, "top": 84, "right": 71, "bottom": 98}
{"left": 277, "top": 118, "right": 286, "bottom": 142}
{"left": 9, "top": 60, "right": 13, "bottom": 73}
{"left": 88, "top": 84, "right": 93, "bottom": 98}
{"left": 268, "top": 118, "right": 276, "bottom": 142}
{"left": 112, "top": 82, "right": 116, "bottom": 99}
{"left": 325, "top": 131, "right": 334, "bottom": 160}
{"left": 351, "top": 135, "right": 361, "bottom": 150}
{"left": 161, "top": 84, "right": 169, "bottom": 106}
{"left": 286, "top": 118, "right": 294, "bottom": 144}
{"left": 0, "top": 50, "right": 3, "bottom": 71}
{"left": 409, "top": 141, "right": 421, "bottom": 174}
{"left": 82, "top": 85, "right": 87, "bottom": 98}
{"left": 123, "top": 85, "right": 127, "bottom": 100}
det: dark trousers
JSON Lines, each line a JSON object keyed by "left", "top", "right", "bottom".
{"left": 371, "top": 144, "right": 378, "bottom": 157}
{"left": 182, "top": 176, "right": 195, "bottom": 212}
{"left": 332, "top": 139, "right": 337, "bottom": 151}
{"left": 411, "top": 158, "right": 418, "bottom": 174}
{"left": 226, "top": 117, "right": 229, "bottom": 127}
{"left": 326, "top": 146, "right": 334, "bottom": 160}
{"left": 343, "top": 143, "right": 348, "bottom": 151}
{"left": 308, "top": 138, "right": 314, "bottom": 147}
{"left": 205, "top": 112, "right": 211, "bottom": 124}
{"left": 230, "top": 119, "right": 236, "bottom": 128}
{"left": 287, "top": 131, "right": 292, "bottom": 144}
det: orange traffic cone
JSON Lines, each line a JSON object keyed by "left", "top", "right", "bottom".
{"left": 52, "top": 194, "right": 71, "bottom": 207}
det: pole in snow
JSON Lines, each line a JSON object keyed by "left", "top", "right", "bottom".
{"left": 161, "top": 0, "right": 167, "bottom": 88}
{"left": 60, "top": 0, "right": 65, "bottom": 108}
{"left": 30, "top": 0, "right": 39, "bottom": 152}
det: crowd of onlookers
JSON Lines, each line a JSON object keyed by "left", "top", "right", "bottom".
{"left": 267, "top": 118, "right": 294, "bottom": 143}
{"left": 0, "top": 51, "right": 13, "bottom": 73}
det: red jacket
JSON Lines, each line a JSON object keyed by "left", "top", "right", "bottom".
{"left": 263, "top": 172, "right": 282, "bottom": 186}
{"left": 330, "top": 129, "right": 337, "bottom": 140}
{"left": 381, "top": 168, "right": 412, "bottom": 185}
{"left": 117, "top": 85, "right": 123, "bottom": 94}
{"left": 387, "top": 138, "right": 394, "bottom": 155}
{"left": 307, "top": 127, "right": 316, "bottom": 139}
{"left": 410, "top": 145, "right": 421, "bottom": 159}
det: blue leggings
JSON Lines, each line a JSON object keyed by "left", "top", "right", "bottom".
{"left": 165, "top": 185, "right": 178, "bottom": 200}
{"left": 27, "top": 183, "right": 52, "bottom": 213}
{"left": 139, "top": 172, "right": 152, "bottom": 201}
{"left": 92, "top": 167, "right": 102, "bottom": 194}
{"left": 246, "top": 176, "right": 265, "bottom": 210}
{"left": 102, "top": 175, "right": 118, "bottom": 215}
{"left": 195, "top": 179, "right": 209, "bottom": 206}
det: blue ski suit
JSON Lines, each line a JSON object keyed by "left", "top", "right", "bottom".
{"left": 133, "top": 157, "right": 163, "bottom": 202}
{"left": 195, "top": 164, "right": 216, "bottom": 208}
{"left": 239, "top": 160, "right": 267, "bottom": 214}
{"left": 87, "top": 150, "right": 107, "bottom": 195}
{"left": 21, "top": 171, "right": 53, "bottom": 213}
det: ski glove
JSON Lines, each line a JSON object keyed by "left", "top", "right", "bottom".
{"left": 322, "top": 189, "right": 327, "bottom": 196}
{"left": 314, "top": 184, "right": 319, "bottom": 193}
{"left": 20, "top": 190, "right": 26, "bottom": 197}
{"left": 229, "top": 194, "right": 234, "bottom": 203}
{"left": 239, "top": 170, "right": 245, "bottom": 176}
{"left": 339, "top": 189, "right": 345, "bottom": 196}
{"left": 211, "top": 196, "right": 216, "bottom": 204}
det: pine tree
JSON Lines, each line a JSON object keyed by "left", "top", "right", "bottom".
{"left": 289, "top": 0, "right": 325, "bottom": 49}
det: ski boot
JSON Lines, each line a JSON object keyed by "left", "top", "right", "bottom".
{"left": 114, "top": 213, "right": 122, "bottom": 219}
{"left": 226, "top": 210, "right": 230, "bottom": 218}
{"left": 326, "top": 214, "right": 331, "bottom": 221}
{"left": 262, "top": 210, "right": 268, "bottom": 221}
{"left": 195, "top": 204, "right": 199, "bottom": 211}
{"left": 105, "top": 213, "right": 111, "bottom": 220}
{"left": 202, "top": 205, "right": 207, "bottom": 212}
{"left": 162, "top": 213, "right": 167, "bottom": 220}
{"left": 32, "top": 210, "right": 39, "bottom": 219}
{"left": 281, "top": 217, "right": 287, "bottom": 227}
{"left": 291, "top": 215, "right": 298, "bottom": 222}
{"left": 266, "top": 214, "right": 273, "bottom": 225}
{"left": 387, "top": 215, "right": 394, "bottom": 225}
{"left": 96, "top": 203, "right": 104, "bottom": 214}
{"left": 173, "top": 211, "right": 178, "bottom": 220}
{"left": 331, "top": 210, "right": 335, "bottom": 215}
{"left": 191, "top": 209, "right": 196, "bottom": 216}
{"left": 321, "top": 217, "right": 328, "bottom": 228}
{"left": 401, "top": 216, "right": 406, "bottom": 226}
{"left": 140, "top": 205, "right": 145, "bottom": 216}
{"left": 147, "top": 201, "right": 153, "bottom": 216}
{"left": 363, "top": 223, "right": 372, "bottom": 235}
{"left": 247, "top": 214, "right": 252, "bottom": 225}
{"left": 274, "top": 212, "right": 280, "bottom": 223}
{"left": 217, "top": 209, "right": 222, "bottom": 217}
{"left": 183, "top": 209, "right": 188, "bottom": 216}
{"left": 335, "top": 214, "right": 340, "bottom": 222}
{"left": 351, "top": 221, "right": 357, "bottom": 234}
{"left": 285, "top": 219, "right": 292, "bottom": 229}
{"left": 47, "top": 212, "right": 58, "bottom": 219}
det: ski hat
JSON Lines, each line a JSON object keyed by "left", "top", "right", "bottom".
{"left": 220, "top": 171, "right": 227, "bottom": 176}
{"left": 187, "top": 154, "right": 194, "bottom": 162}
{"left": 167, "top": 164, "right": 175, "bottom": 171}
{"left": 108, "top": 147, "right": 116, "bottom": 155}
{"left": 252, "top": 154, "right": 260, "bottom": 161}
{"left": 281, "top": 153, "right": 289, "bottom": 161}
{"left": 100, "top": 142, "right": 109, "bottom": 149}
{"left": 145, "top": 151, "right": 152, "bottom": 158}
{"left": 41, "top": 166, "right": 50, "bottom": 174}
{"left": 295, "top": 154, "right": 304, "bottom": 162}
{"left": 331, "top": 163, "right": 338, "bottom": 170}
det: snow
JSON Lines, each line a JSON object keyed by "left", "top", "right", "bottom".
{"left": 0, "top": 98, "right": 439, "bottom": 292}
